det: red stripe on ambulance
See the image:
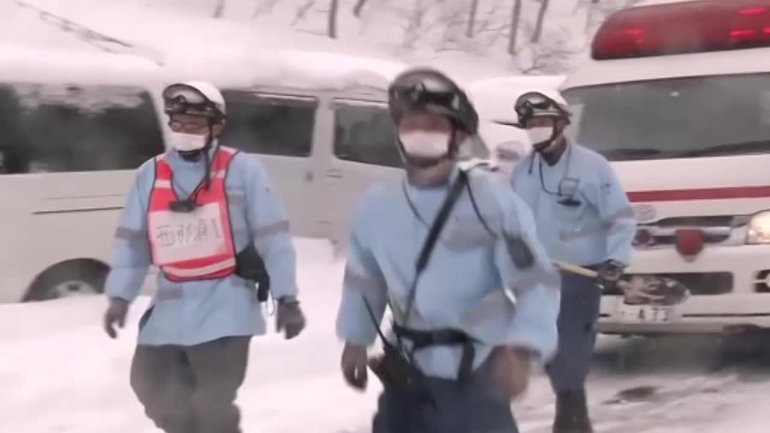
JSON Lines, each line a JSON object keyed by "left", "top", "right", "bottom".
{"left": 627, "top": 186, "right": 770, "bottom": 203}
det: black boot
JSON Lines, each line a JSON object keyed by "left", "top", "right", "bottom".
{"left": 553, "top": 389, "right": 593, "bottom": 433}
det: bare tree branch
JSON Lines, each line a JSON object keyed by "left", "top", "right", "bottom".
{"left": 436, "top": 46, "right": 467, "bottom": 53}
{"left": 352, "top": 0, "right": 368, "bottom": 18}
{"left": 466, "top": 0, "right": 479, "bottom": 38}
{"left": 252, "top": 0, "right": 280, "bottom": 18}
{"left": 530, "top": 0, "right": 550, "bottom": 43}
{"left": 437, "top": 5, "right": 470, "bottom": 51}
{"left": 296, "top": 28, "right": 327, "bottom": 36}
{"left": 486, "top": 28, "right": 507, "bottom": 47}
{"left": 519, "top": 29, "right": 579, "bottom": 74}
{"left": 508, "top": 0, "right": 522, "bottom": 55}
{"left": 212, "top": 0, "right": 225, "bottom": 18}
{"left": 474, "top": 0, "right": 503, "bottom": 36}
{"left": 327, "top": 0, "right": 339, "bottom": 38}
{"left": 401, "top": 0, "right": 431, "bottom": 49}
{"left": 475, "top": 25, "right": 508, "bottom": 34}
{"left": 292, "top": 0, "right": 316, "bottom": 26}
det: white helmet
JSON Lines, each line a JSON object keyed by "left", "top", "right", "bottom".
{"left": 514, "top": 89, "right": 570, "bottom": 124}
{"left": 495, "top": 89, "right": 571, "bottom": 128}
{"left": 162, "top": 81, "right": 226, "bottom": 121}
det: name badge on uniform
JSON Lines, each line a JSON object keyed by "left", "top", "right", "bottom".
{"left": 149, "top": 203, "right": 227, "bottom": 265}
{"left": 558, "top": 177, "right": 580, "bottom": 197}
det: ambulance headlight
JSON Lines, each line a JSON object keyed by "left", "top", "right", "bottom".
{"left": 747, "top": 211, "right": 770, "bottom": 244}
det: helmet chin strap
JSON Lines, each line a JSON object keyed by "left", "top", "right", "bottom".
{"left": 177, "top": 124, "right": 218, "bottom": 192}
{"left": 404, "top": 154, "right": 450, "bottom": 168}
{"left": 534, "top": 135, "right": 568, "bottom": 167}
{"left": 532, "top": 124, "right": 566, "bottom": 152}
{"left": 533, "top": 139, "right": 557, "bottom": 154}
{"left": 178, "top": 145, "right": 208, "bottom": 161}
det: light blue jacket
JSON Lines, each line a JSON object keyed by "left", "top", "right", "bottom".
{"left": 335, "top": 168, "right": 561, "bottom": 379}
{"left": 105, "top": 146, "right": 298, "bottom": 346}
{"left": 511, "top": 143, "right": 636, "bottom": 266}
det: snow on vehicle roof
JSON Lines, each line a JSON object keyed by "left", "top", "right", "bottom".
{"left": 21, "top": 0, "right": 409, "bottom": 93}
{"left": 466, "top": 75, "right": 566, "bottom": 124}
{"left": 0, "top": 43, "right": 161, "bottom": 85}
{"left": 2, "top": 0, "right": 93, "bottom": 51}
{"left": 164, "top": 48, "right": 409, "bottom": 93}
{"left": 563, "top": 45, "right": 770, "bottom": 89}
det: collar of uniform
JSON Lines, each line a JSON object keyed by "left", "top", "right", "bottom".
{"left": 535, "top": 140, "right": 572, "bottom": 169}
{"left": 166, "top": 139, "right": 220, "bottom": 165}
{"left": 404, "top": 164, "right": 462, "bottom": 193}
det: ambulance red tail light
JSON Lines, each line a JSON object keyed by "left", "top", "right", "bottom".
{"left": 592, "top": 1, "right": 770, "bottom": 60}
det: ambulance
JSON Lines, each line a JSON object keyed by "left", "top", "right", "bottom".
{"left": 561, "top": 0, "right": 770, "bottom": 335}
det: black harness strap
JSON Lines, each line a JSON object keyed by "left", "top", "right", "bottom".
{"left": 395, "top": 170, "right": 479, "bottom": 384}
{"left": 402, "top": 169, "right": 470, "bottom": 322}
{"left": 364, "top": 169, "right": 478, "bottom": 386}
{"left": 392, "top": 324, "right": 476, "bottom": 383}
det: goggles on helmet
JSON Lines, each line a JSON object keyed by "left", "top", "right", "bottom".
{"left": 514, "top": 91, "right": 568, "bottom": 123}
{"left": 163, "top": 84, "right": 222, "bottom": 120}
{"left": 389, "top": 76, "right": 461, "bottom": 114}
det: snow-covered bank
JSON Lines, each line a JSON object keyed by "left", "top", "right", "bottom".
{"left": 2, "top": 238, "right": 770, "bottom": 433}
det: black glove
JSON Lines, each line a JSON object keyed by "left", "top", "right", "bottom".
{"left": 276, "top": 297, "right": 306, "bottom": 340}
{"left": 341, "top": 342, "right": 368, "bottom": 391}
{"left": 103, "top": 298, "right": 129, "bottom": 339}
{"left": 597, "top": 259, "right": 625, "bottom": 292}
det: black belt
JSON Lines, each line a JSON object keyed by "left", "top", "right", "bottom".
{"left": 392, "top": 325, "right": 476, "bottom": 384}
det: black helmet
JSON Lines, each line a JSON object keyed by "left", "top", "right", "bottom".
{"left": 388, "top": 67, "right": 478, "bottom": 135}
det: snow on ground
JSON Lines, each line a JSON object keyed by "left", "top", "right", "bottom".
{"left": 2, "top": 238, "right": 770, "bottom": 433}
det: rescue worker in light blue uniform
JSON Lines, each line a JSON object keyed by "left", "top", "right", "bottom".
{"left": 102, "top": 81, "right": 306, "bottom": 433}
{"left": 499, "top": 90, "right": 636, "bottom": 433}
{"left": 336, "top": 67, "right": 561, "bottom": 433}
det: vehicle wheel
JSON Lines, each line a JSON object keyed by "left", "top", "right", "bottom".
{"left": 715, "top": 327, "right": 770, "bottom": 369}
{"left": 22, "top": 260, "right": 109, "bottom": 302}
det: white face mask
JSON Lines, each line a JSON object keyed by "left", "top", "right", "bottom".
{"left": 399, "top": 131, "right": 451, "bottom": 159}
{"left": 526, "top": 126, "right": 555, "bottom": 147}
{"left": 170, "top": 132, "right": 208, "bottom": 152}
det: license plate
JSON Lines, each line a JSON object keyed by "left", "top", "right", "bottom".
{"left": 617, "top": 303, "right": 678, "bottom": 324}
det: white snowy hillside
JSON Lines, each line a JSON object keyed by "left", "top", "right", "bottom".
{"left": 129, "top": 0, "right": 643, "bottom": 74}
{"left": 3, "top": 0, "right": 646, "bottom": 78}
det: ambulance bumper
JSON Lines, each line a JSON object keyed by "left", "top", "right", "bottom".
{"left": 597, "top": 244, "right": 770, "bottom": 335}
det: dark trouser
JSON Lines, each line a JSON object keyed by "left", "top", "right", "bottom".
{"left": 547, "top": 272, "right": 602, "bottom": 392}
{"left": 129, "top": 336, "right": 251, "bottom": 433}
{"left": 372, "top": 355, "right": 519, "bottom": 433}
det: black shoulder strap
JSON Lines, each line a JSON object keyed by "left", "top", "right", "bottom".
{"left": 402, "top": 169, "right": 469, "bottom": 323}
{"left": 416, "top": 169, "right": 469, "bottom": 274}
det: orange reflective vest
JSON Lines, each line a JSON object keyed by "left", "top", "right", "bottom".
{"left": 147, "top": 146, "right": 238, "bottom": 282}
